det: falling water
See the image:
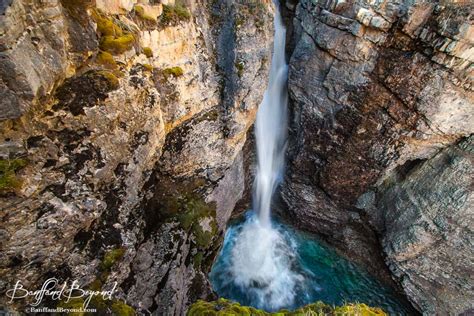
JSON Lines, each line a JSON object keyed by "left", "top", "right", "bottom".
{"left": 253, "top": 1, "right": 288, "bottom": 226}
{"left": 213, "top": 2, "right": 302, "bottom": 311}
{"left": 209, "top": 3, "right": 416, "bottom": 313}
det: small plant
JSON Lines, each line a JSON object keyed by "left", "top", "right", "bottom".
{"left": 0, "top": 159, "right": 27, "bottom": 192}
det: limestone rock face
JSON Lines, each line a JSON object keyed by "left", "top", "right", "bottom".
{"left": 0, "top": 0, "right": 274, "bottom": 314}
{"left": 283, "top": 0, "right": 473, "bottom": 314}
{"left": 376, "top": 137, "right": 473, "bottom": 315}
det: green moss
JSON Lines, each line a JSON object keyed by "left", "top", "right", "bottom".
{"left": 58, "top": 296, "right": 135, "bottom": 316}
{"left": 187, "top": 299, "right": 388, "bottom": 316}
{"left": 160, "top": 3, "right": 191, "bottom": 26}
{"left": 143, "top": 47, "right": 153, "bottom": 58}
{"left": 163, "top": 66, "right": 184, "bottom": 78}
{"left": 188, "top": 299, "right": 267, "bottom": 316}
{"left": 134, "top": 5, "right": 157, "bottom": 22}
{"left": 96, "top": 71, "right": 120, "bottom": 89}
{"left": 100, "top": 248, "right": 125, "bottom": 271}
{"left": 96, "top": 51, "right": 117, "bottom": 69}
{"left": 193, "top": 253, "right": 203, "bottom": 269}
{"left": 333, "top": 303, "right": 386, "bottom": 316}
{"left": 111, "top": 300, "right": 136, "bottom": 316}
{"left": 91, "top": 9, "right": 123, "bottom": 37}
{"left": 100, "top": 34, "right": 135, "bottom": 55}
{"left": 0, "top": 159, "right": 27, "bottom": 192}
{"left": 143, "top": 64, "right": 154, "bottom": 72}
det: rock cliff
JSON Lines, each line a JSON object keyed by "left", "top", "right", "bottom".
{"left": 282, "top": 0, "right": 473, "bottom": 314}
{"left": 0, "top": 0, "right": 274, "bottom": 314}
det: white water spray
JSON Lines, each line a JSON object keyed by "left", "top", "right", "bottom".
{"left": 254, "top": 1, "right": 288, "bottom": 227}
{"left": 228, "top": 3, "right": 302, "bottom": 311}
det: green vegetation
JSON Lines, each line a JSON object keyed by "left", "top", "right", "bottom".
{"left": 143, "top": 64, "right": 154, "bottom": 72}
{"left": 188, "top": 298, "right": 388, "bottom": 316}
{"left": 100, "top": 248, "right": 126, "bottom": 271}
{"left": 58, "top": 296, "right": 135, "bottom": 316}
{"left": 163, "top": 66, "right": 184, "bottom": 78}
{"left": 94, "top": 13, "right": 123, "bottom": 37}
{"left": 96, "top": 71, "right": 120, "bottom": 89}
{"left": 96, "top": 51, "right": 117, "bottom": 69}
{"left": 92, "top": 10, "right": 135, "bottom": 55}
{"left": 111, "top": 300, "right": 135, "bottom": 316}
{"left": 134, "top": 5, "right": 157, "bottom": 22}
{"left": 160, "top": 3, "right": 191, "bottom": 26}
{"left": 0, "top": 159, "right": 27, "bottom": 192}
{"left": 159, "top": 191, "right": 217, "bottom": 250}
{"left": 236, "top": 1, "right": 268, "bottom": 32}
{"left": 143, "top": 47, "right": 154, "bottom": 58}
{"left": 57, "top": 247, "right": 133, "bottom": 315}
{"left": 100, "top": 34, "right": 135, "bottom": 55}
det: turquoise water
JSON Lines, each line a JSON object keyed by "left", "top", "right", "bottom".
{"left": 209, "top": 211, "right": 414, "bottom": 315}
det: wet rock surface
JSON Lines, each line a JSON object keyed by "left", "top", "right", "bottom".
{"left": 282, "top": 0, "right": 473, "bottom": 314}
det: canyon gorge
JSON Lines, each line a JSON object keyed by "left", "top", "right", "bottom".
{"left": 0, "top": 0, "right": 473, "bottom": 315}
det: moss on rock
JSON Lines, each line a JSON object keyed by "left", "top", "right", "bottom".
{"left": 91, "top": 10, "right": 135, "bottom": 55}
{"left": 143, "top": 47, "right": 154, "bottom": 58}
{"left": 96, "top": 51, "right": 117, "bottom": 69}
{"left": 160, "top": 3, "right": 191, "bottom": 27}
{"left": 187, "top": 299, "right": 387, "bottom": 316}
{"left": 58, "top": 296, "right": 135, "bottom": 316}
{"left": 143, "top": 64, "right": 154, "bottom": 72}
{"left": 163, "top": 66, "right": 184, "bottom": 79}
{"left": 100, "top": 247, "right": 125, "bottom": 271}
{"left": 0, "top": 159, "right": 27, "bottom": 192}
{"left": 134, "top": 5, "right": 157, "bottom": 23}
{"left": 100, "top": 34, "right": 135, "bottom": 55}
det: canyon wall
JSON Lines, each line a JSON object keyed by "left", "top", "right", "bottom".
{"left": 0, "top": 0, "right": 274, "bottom": 314}
{"left": 283, "top": 0, "right": 473, "bottom": 314}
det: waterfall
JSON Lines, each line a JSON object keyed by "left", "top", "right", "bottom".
{"left": 219, "top": 3, "right": 302, "bottom": 311}
{"left": 254, "top": 0, "right": 288, "bottom": 226}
